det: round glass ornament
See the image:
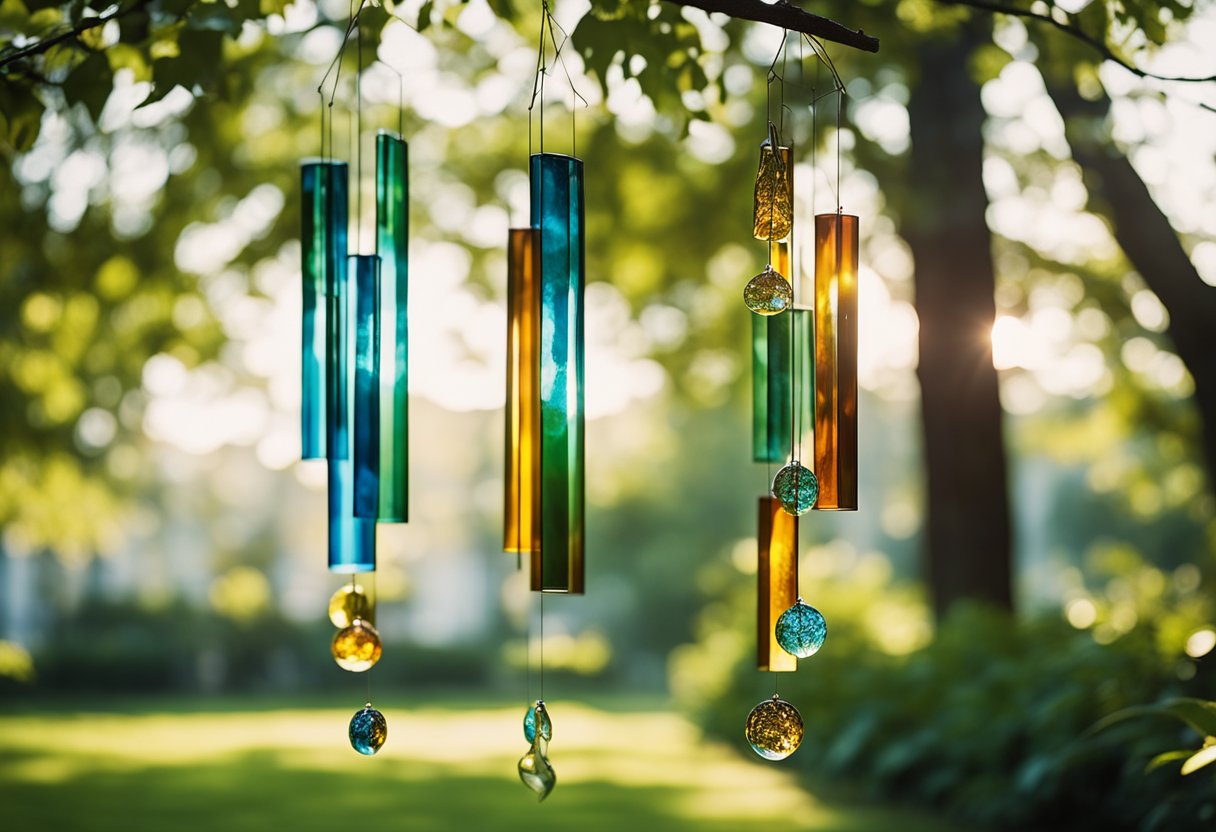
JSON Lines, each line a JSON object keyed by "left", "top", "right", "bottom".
{"left": 328, "top": 584, "right": 372, "bottom": 628}
{"left": 745, "top": 694, "right": 804, "bottom": 761}
{"left": 349, "top": 704, "right": 387, "bottom": 755}
{"left": 331, "top": 619, "right": 382, "bottom": 672}
{"left": 743, "top": 267, "right": 792, "bottom": 316}
{"left": 524, "top": 700, "right": 553, "bottom": 745}
{"left": 772, "top": 461, "right": 818, "bottom": 515}
{"left": 776, "top": 598, "right": 827, "bottom": 658}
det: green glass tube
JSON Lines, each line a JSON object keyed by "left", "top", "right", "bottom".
{"left": 530, "top": 152, "right": 585, "bottom": 594}
{"left": 300, "top": 160, "right": 347, "bottom": 459}
{"left": 374, "top": 132, "right": 409, "bottom": 522}
{"left": 752, "top": 309, "right": 812, "bottom": 463}
{"left": 352, "top": 254, "right": 381, "bottom": 520}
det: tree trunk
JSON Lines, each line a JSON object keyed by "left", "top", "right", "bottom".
{"left": 1042, "top": 75, "right": 1216, "bottom": 493}
{"left": 903, "top": 18, "right": 1014, "bottom": 619}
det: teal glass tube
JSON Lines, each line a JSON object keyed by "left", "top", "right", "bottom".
{"left": 352, "top": 254, "right": 381, "bottom": 520}
{"left": 374, "top": 132, "right": 409, "bottom": 522}
{"left": 530, "top": 153, "right": 585, "bottom": 594}
{"left": 322, "top": 163, "right": 351, "bottom": 462}
{"left": 329, "top": 458, "right": 377, "bottom": 573}
{"left": 300, "top": 160, "right": 347, "bottom": 459}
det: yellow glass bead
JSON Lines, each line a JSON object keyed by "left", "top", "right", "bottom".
{"left": 328, "top": 584, "right": 372, "bottom": 628}
{"left": 745, "top": 694, "right": 804, "bottom": 761}
{"left": 331, "top": 619, "right": 382, "bottom": 672}
{"left": 744, "top": 267, "right": 793, "bottom": 316}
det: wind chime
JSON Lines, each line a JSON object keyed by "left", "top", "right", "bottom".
{"left": 504, "top": 1, "right": 586, "bottom": 802}
{"left": 742, "top": 34, "right": 858, "bottom": 762}
{"left": 301, "top": 2, "right": 408, "bottom": 758}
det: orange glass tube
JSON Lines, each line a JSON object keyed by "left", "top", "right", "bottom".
{"left": 813, "top": 213, "right": 859, "bottom": 511}
{"left": 757, "top": 496, "right": 798, "bottom": 672}
{"left": 504, "top": 228, "right": 540, "bottom": 553}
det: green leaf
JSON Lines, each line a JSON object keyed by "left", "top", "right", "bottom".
{"left": 1145, "top": 749, "right": 1192, "bottom": 773}
{"left": 1181, "top": 743, "right": 1216, "bottom": 776}
{"left": 1092, "top": 698, "right": 1216, "bottom": 738}
{"left": 0, "top": 82, "right": 44, "bottom": 151}
{"left": 63, "top": 52, "right": 114, "bottom": 121}
{"left": 416, "top": 0, "right": 433, "bottom": 31}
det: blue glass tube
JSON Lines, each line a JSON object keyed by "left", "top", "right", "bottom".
{"left": 374, "top": 132, "right": 409, "bottom": 522}
{"left": 530, "top": 153, "right": 585, "bottom": 594}
{"left": 300, "top": 160, "right": 347, "bottom": 459}
{"left": 328, "top": 253, "right": 377, "bottom": 573}
{"left": 329, "top": 457, "right": 377, "bottom": 573}
{"left": 352, "top": 254, "right": 381, "bottom": 520}
{"left": 322, "top": 164, "right": 351, "bottom": 463}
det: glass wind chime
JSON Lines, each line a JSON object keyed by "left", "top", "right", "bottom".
{"left": 742, "top": 35, "right": 858, "bottom": 762}
{"left": 302, "top": 4, "right": 408, "bottom": 758}
{"left": 504, "top": 1, "right": 586, "bottom": 803}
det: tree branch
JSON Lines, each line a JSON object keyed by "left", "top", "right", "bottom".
{"left": 660, "top": 0, "right": 879, "bottom": 53}
{"left": 938, "top": 0, "right": 1216, "bottom": 83}
{"left": 0, "top": 7, "right": 114, "bottom": 72}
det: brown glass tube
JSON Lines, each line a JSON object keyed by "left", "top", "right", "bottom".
{"left": 813, "top": 213, "right": 859, "bottom": 510}
{"left": 753, "top": 146, "right": 794, "bottom": 242}
{"left": 504, "top": 228, "right": 541, "bottom": 553}
{"left": 757, "top": 496, "right": 798, "bottom": 672}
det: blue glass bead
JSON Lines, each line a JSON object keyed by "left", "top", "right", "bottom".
{"left": 772, "top": 461, "right": 818, "bottom": 515}
{"left": 349, "top": 704, "right": 387, "bottom": 755}
{"left": 776, "top": 598, "right": 827, "bottom": 658}
{"left": 523, "top": 700, "right": 553, "bottom": 744}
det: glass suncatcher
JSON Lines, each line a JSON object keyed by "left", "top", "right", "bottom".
{"left": 813, "top": 213, "right": 859, "bottom": 511}
{"left": 529, "top": 152, "right": 585, "bottom": 595}
{"left": 505, "top": 227, "right": 541, "bottom": 554}
{"left": 300, "top": 160, "right": 348, "bottom": 460}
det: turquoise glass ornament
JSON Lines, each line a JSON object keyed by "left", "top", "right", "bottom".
{"left": 743, "top": 266, "right": 792, "bottom": 316}
{"left": 776, "top": 598, "right": 827, "bottom": 658}
{"left": 349, "top": 704, "right": 387, "bottom": 755}
{"left": 772, "top": 460, "right": 818, "bottom": 515}
{"left": 523, "top": 699, "right": 553, "bottom": 744}
{"left": 745, "top": 694, "right": 804, "bottom": 761}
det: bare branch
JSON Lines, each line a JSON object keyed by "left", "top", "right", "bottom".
{"left": 660, "top": 0, "right": 880, "bottom": 53}
{"left": 938, "top": 0, "right": 1216, "bottom": 83}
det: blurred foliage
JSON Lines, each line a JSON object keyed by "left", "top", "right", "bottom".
{"left": 674, "top": 552, "right": 1216, "bottom": 831}
{"left": 1096, "top": 698, "right": 1216, "bottom": 778}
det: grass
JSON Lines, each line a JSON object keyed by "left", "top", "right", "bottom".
{"left": 0, "top": 696, "right": 959, "bottom": 832}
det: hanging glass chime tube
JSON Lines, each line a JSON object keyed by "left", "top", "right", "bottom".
{"left": 530, "top": 152, "right": 585, "bottom": 594}
{"left": 353, "top": 254, "right": 381, "bottom": 519}
{"left": 757, "top": 496, "right": 798, "bottom": 672}
{"left": 813, "top": 213, "right": 859, "bottom": 511}
{"left": 330, "top": 253, "right": 378, "bottom": 573}
{"left": 300, "top": 160, "right": 348, "bottom": 459}
{"left": 505, "top": 227, "right": 541, "bottom": 554}
{"left": 753, "top": 142, "right": 794, "bottom": 244}
{"left": 373, "top": 131, "right": 409, "bottom": 522}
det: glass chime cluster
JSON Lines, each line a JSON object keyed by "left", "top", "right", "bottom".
{"left": 744, "top": 112, "right": 860, "bottom": 761}
{"left": 301, "top": 125, "right": 409, "bottom": 754}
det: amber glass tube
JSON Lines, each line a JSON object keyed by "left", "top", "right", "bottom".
{"left": 813, "top": 213, "right": 859, "bottom": 510}
{"left": 757, "top": 496, "right": 798, "bottom": 672}
{"left": 504, "top": 227, "right": 541, "bottom": 554}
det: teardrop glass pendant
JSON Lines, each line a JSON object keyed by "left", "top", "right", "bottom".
{"left": 744, "top": 266, "right": 793, "bottom": 316}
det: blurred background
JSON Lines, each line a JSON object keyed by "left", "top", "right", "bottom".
{"left": 1, "top": 0, "right": 1215, "bottom": 829}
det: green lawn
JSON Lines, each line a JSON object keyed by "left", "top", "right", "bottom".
{"left": 0, "top": 697, "right": 956, "bottom": 832}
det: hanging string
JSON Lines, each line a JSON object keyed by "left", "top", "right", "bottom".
{"left": 355, "top": 5, "right": 363, "bottom": 254}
